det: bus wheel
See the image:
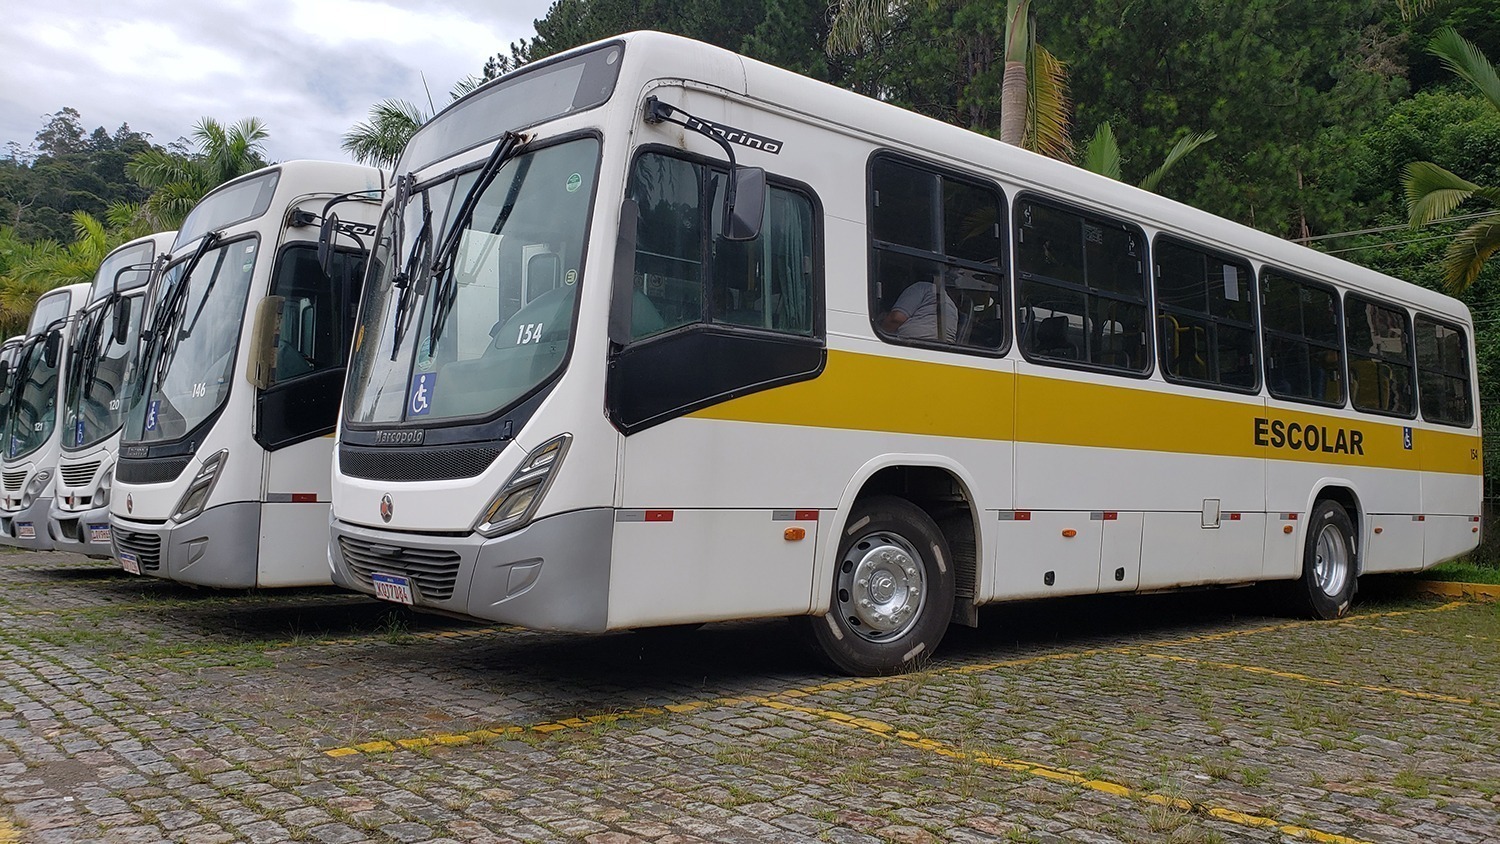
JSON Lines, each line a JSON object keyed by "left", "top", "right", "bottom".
{"left": 1292, "top": 499, "right": 1357, "bottom": 620}
{"left": 802, "top": 496, "right": 954, "bottom": 676}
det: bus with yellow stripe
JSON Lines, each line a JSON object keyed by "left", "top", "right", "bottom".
{"left": 328, "top": 31, "right": 1481, "bottom": 675}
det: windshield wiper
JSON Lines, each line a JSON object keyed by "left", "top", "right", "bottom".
{"left": 389, "top": 185, "right": 433, "bottom": 361}
{"left": 148, "top": 231, "right": 222, "bottom": 389}
{"left": 426, "top": 131, "right": 525, "bottom": 355}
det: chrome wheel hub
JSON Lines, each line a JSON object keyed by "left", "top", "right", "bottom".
{"left": 1313, "top": 523, "right": 1350, "bottom": 598}
{"left": 838, "top": 531, "right": 926, "bottom": 642}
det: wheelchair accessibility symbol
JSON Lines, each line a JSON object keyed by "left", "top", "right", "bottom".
{"left": 409, "top": 372, "right": 436, "bottom": 417}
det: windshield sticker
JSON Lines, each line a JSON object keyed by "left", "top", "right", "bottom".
{"left": 145, "top": 400, "right": 160, "bottom": 432}
{"left": 409, "top": 372, "right": 436, "bottom": 417}
{"left": 415, "top": 336, "right": 434, "bottom": 372}
{"left": 565, "top": 173, "right": 582, "bottom": 193}
{"left": 565, "top": 269, "right": 577, "bottom": 286}
{"left": 75, "top": 419, "right": 85, "bottom": 446}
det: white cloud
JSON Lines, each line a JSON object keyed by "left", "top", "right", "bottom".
{"left": 0, "top": 0, "right": 556, "bottom": 163}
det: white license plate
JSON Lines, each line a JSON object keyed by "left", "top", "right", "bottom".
{"left": 371, "top": 572, "right": 414, "bottom": 605}
{"left": 89, "top": 524, "right": 111, "bottom": 544}
{"left": 119, "top": 551, "right": 142, "bottom": 575}
{"left": 16, "top": 522, "right": 34, "bottom": 540}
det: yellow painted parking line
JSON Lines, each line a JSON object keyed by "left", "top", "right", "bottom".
{"left": 1141, "top": 652, "right": 1484, "bottom": 707}
{"left": 1377, "top": 626, "right": 1497, "bottom": 644}
{"left": 322, "top": 602, "right": 1471, "bottom": 757}
{"left": 1408, "top": 581, "right": 1500, "bottom": 602}
{"left": 754, "top": 696, "right": 1372, "bottom": 844}
{"left": 0, "top": 817, "right": 18, "bottom": 844}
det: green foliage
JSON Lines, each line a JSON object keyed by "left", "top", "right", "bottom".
{"left": 126, "top": 117, "right": 269, "bottom": 229}
{"left": 341, "top": 99, "right": 427, "bottom": 169}
{"left": 1, "top": 108, "right": 155, "bottom": 242}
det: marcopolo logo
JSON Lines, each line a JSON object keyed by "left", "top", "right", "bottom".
{"left": 379, "top": 494, "right": 394, "bottom": 523}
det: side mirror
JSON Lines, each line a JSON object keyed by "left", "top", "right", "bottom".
{"left": 43, "top": 331, "right": 61, "bottom": 369}
{"left": 246, "top": 295, "right": 285, "bottom": 390}
{"left": 113, "top": 298, "right": 133, "bottom": 346}
{"left": 318, "top": 213, "right": 340, "bottom": 278}
{"left": 723, "top": 167, "right": 766, "bottom": 242}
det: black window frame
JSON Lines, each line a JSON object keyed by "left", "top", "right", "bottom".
{"left": 1414, "top": 312, "right": 1475, "bottom": 428}
{"left": 1013, "top": 193, "right": 1153, "bottom": 378}
{"left": 1260, "top": 267, "right": 1347, "bottom": 408}
{"left": 1343, "top": 292, "right": 1417, "bottom": 420}
{"left": 1151, "top": 234, "right": 1261, "bottom": 395}
{"left": 865, "top": 151, "right": 1010, "bottom": 358}
{"left": 624, "top": 144, "right": 826, "bottom": 347}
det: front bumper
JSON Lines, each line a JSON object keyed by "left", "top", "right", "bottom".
{"left": 49, "top": 502, "right": 115, "bottom": 558}
{"left": 111, "top": 501, "right": 261, "bottom": 587}
{"left": 329, "top": 508, "right": 614, "bottom": 631}
{"left": 0, "top": 497, "right": 57, "bottom": 551}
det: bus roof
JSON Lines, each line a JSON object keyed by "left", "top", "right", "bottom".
{"left": 173, "top": 160, "right": 387, "bottom": 253}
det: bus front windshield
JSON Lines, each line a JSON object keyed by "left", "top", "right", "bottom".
{"left": 63, "top": 294, "right": 143, "bottom": 451}
{"left": 6, "top": 340, "right": 59, "bottom": 460}
{"left": 123, "top": 238, "right": 259, "bottom": 444}
{"left": 345, "top": 137, "right": 599, "bottom": 425}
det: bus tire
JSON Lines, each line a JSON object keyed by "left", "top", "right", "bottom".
{"left": 1291, "top": 499, "right": 1357, "bottom": 620}
{"left": 800, "top": 496, "right": 954, "bottom": 676}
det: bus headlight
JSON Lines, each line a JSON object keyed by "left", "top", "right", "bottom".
{"left": 171, "top": 450, "right": 228, "bottom": 523}
{"left": 94, "top": 468, "right": 113, "bottom": 508}
{"left": 20, "top": 470, "right": 52, "bottom": 509}
{"left": 474, "top": 434, "right": 571, "bottom": 538}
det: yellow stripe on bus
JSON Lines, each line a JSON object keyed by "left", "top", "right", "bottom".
{"left": 690, "top": 350, "right": 1481, "bottom": 476}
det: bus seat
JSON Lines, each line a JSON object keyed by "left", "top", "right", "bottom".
{"left": 1034, "top": 315, "right": 1076, "bottom": 358}
{"left": 1350, "top": 359, "right": 1392, "bottom": 410}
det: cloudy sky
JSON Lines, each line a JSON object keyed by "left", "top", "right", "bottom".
{"left": 1, "top": 0, "right": 556, "bottom": 164}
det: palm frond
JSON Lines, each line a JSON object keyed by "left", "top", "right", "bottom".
{"left": 1439, "top": 214, "right": 1500, "bottom": 293}
{"left": 1403, "top": 161, "right": 1480, "bottom": 226}
{"left": 1082, "top": 123, "right": 1121, "bottom": 181}
{"left": 828, "top": 0, "right": 917, "bottom": 55}
{"left": 1026, "top": 43, "right": 1072, "bottom": 160}
{"left": 1429, "top": 27, "right": 1500, "bottom": 113}
{"left": 1396, "top": 0, "right": 1437, "bottom": 22}
{"left": 1138, "top": 130, "right": 1216, "bottom": 193}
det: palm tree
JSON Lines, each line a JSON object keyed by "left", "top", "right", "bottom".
{"left": 827, "top": 0, "right": 1071, "bottom": 159}
{"left": 341, "top": 99, "right": 427, "bottom": 169}
{"left": 1082, "top": 123, "right": 1217, "bottom": 193}
{"left": 1403, "top": 28, "right": 1500, "bottom": 293}
{"left": 341, "top": 78, "right": 490, "bottom": 169}
{"left": 126, "top": 117, "right": 270, "bottom": 229}
{"left": 0, "top": 211, "right": 113, "bottom": 334}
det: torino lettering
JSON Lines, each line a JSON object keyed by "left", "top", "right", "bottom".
{"left": 1254, "top": 417, "right": 1365, "bottom": 456}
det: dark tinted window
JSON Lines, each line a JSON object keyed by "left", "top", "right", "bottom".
{"left": 1016, "top": 198, "right": 1148, "bottom": 372}
{"left": 1154, "top": 237, "right": 1258, "bottom": 391}
{"left": 1262, "top": 271, "right": 1344, "bottom": 405}
{"left": 1415, "top": 315, "right": 1474, "bottom": 426}
{"left": 869, "top": 156, "right": 1005, "bottom": 352}
{"left": 1345, "top": 294, "right": 1415, "bottom": 418}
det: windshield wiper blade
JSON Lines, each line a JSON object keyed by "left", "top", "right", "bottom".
{"left": 426, "top": 131, "right": 524, "bottom": 355}
{"left": 150, "top": 231, "right": 222, "bottom": 389}
{"left": 390, "top": 186, "right": 433, "bottom": 361}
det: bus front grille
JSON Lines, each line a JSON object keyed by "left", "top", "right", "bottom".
{"left": 338, "top": 444, "right": 501, "bottom": 482}
{"left": 2, "top": 471, "right": 27, "bottom": 492}
{"left": 60, "top": 461, "right": 101, "bottom": 488}
{"left": 113, "top": 530, "right": 162, "bottom": 572}
{"left": 116, "top": 456, "right": 192, "bottom": 485}
{"left": 339, "top": 538, "right": 462, "bottom": 600}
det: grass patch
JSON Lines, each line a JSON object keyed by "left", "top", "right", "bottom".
{"left": 1412, "top": 560, "right": 1500, "bottom": 585}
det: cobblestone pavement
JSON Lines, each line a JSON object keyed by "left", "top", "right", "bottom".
{"left": 1, "top": 549, "right": 1497, "bottom": 844}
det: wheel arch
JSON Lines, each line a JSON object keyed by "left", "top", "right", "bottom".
{"left": 813, "top": 454, "right": 982, "bottom": 623}
{"left": 1302, "top": 480, "right": 1364, "bottom": 575}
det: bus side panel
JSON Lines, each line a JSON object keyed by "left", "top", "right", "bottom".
{"left": 990, "top": 511, "right": 1102, "bottom": 599}
{"left": 1423, "top": 515, "right": 1479, "bottom": 568}
{"left": 258, "top": 502, "right": 334, "bottom": 586}
{"left": 1139, "top": 512, "right": 1266, "bottom": 589}
{"left": 609, "top": 509, "right": 818, "bottom": 627}
{"left": 1363, "top": 512, "right": 1426, "bottom": 574}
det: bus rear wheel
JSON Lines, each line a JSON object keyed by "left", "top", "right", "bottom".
{"left": 1290, "top": 499, "right": 1357, "bottom": 620}
{"left": 801, "top": 496, "right": 954, "bottom": 676}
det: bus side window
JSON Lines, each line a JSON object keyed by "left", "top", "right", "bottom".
{"left": 1415, "top": 314, "right": 1474, "bottom": 426}
{"left": 1153, "top": 236, "right": 1258, "bottom": 392}
{"left": 1262, "top": 270, "right": 1344, "bottom": 407}
{"left": 868, "top": 155, "right": 1005, "bottom": 352}
{"left": 1345, "top": 294, "right": 1415, "bottom": 419}
{"left": 1015, "top": 198, "right": 1147, "bottom": 372}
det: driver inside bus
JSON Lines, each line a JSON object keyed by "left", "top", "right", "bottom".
{"left": 880, "top": 273, "right": 958, "bottom": 342}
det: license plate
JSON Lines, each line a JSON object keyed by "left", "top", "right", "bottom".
{"left": 371, "top": 572, "right": 414, "bottom": 605}
{"left": 16, "top": 522, "right": 34, "bottom": 540}
{"left": 89, "top": 524, "right": 111, "bottom": 544}
{"left": 119, "top": 551, "right": 142, "bottom": 575}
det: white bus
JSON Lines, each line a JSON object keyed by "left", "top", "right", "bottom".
{"left": 47, "top": 231, "right": 176, "bottom": 557}
{"left": 0, "top": 283, "right": 92, "bottom": 549}
{"left": 110, "top": 161, "right": 383, "bottom": 586}
{"left": 327, "top": 32, "right": 1482, "bottom": 675}
{"left": 0, "top": 336, "right": 24, "bottom": 439}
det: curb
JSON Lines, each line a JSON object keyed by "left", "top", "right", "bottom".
{"left": 1407, "top": 580, "right": 1500, "bottom": 602}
